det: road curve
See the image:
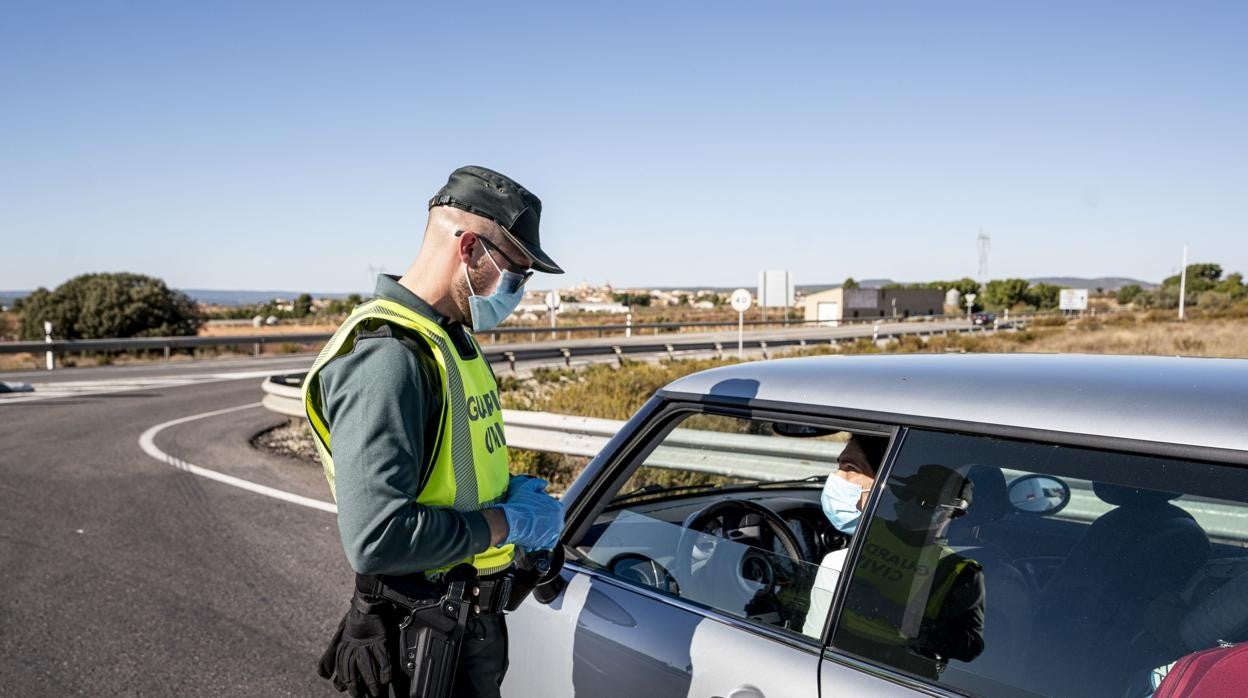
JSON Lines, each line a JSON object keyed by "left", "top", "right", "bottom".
{"left": 0, "top": 377, "right": 347, "bottom": 696}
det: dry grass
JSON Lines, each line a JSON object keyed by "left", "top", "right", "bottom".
{"left": 1012, "top": 320, "right": 1248, "bottom": 357}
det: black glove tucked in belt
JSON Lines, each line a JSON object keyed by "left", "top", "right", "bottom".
{"left": 318, "top": 592, "right": 392, "bottom": 698}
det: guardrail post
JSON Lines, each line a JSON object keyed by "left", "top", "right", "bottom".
{"left": 714, "top": 341, "right": 723, "bottom": 360}
{"left": 253, "top": 342, "right": 261, "bottom": 357}
{"left": 164, "top": 344, "right": 171, "bottom": 361}
{"left": 561, "top": 348, "right": 572, "bottom": 367}
{"left": 759, "top": 340, "right": 769, "bottom": 359}
{"left": 799, "top": 339, "right": 807, "bottom": 348}
{"left": 44, "top": 335, "right": 54, "bottom": 371}
{"left": 873, "top": 323, "right": 880, "bottom": 342}
{"left": 665, "top": 343, "right": 674, "bottom": 361}
{"left": 626, "top": 313, "right": 632, "bottom": 338}
{"left": 613, "top": 346, "right": 624, "bottom": 366}
{"left": 504, "top": 351, "right": 516, "bottom": 373}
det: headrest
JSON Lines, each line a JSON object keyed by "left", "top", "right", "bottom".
{"left": 957, "top": 465, "right": 1011, "bottom": 525}
{"left": 1093, "top": 483, "right": 1182, "bottom": 507}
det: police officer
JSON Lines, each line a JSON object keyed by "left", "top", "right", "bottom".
{"left": 303, "top": 166, "right": 565, "bottom": 698}
{"left": 835, "top": 464, "right": 985, "bottom": 679}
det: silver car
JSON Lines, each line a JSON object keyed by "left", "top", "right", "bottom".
{"left": 503, "top": 354, "right": 1248, "bottom": 698}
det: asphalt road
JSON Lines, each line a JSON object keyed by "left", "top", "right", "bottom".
{"left": 0, "top": 377, "right": 348, "bottom": 696}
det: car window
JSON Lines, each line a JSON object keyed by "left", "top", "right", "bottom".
{"left": 830, "top": 429, "right": 1248, "bottom": 698}
{"left": 573, "top": 411, "right": 855, "bottom": 641}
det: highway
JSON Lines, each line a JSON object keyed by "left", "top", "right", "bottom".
{"left": 0, "top": 319, "right": 984, "bottom": 694}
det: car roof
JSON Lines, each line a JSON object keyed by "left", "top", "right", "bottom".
{"left": 657, "top": 353, "right": 1248, "bottom": 455}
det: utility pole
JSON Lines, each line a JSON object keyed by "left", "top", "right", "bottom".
{"left": 977, "top": 232, "right": 991, "bottom": 284}
{"left": 1178, "top": 245, "right": 1188, "bottom": 321}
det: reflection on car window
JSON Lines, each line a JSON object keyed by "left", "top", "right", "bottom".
{"left": 578, "top": 412, "right": 858, "bottom": 640}
{"left": 581, "top": 510, "right": 824, "bottom": 637}
{"left": 831, "top": 429, "right": 1248, "bottom": 698}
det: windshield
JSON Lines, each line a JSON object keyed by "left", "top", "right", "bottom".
{"left": 610, "top": 412, "right": 855, "bottom": 505}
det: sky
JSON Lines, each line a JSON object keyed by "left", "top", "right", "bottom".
{"left": 2, "top": 1, "right": 1245, "bottom": 294}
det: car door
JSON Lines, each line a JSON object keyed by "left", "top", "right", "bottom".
{"left": 504, "top": 403, "right": 833, "bottom": 698}
{"left": 821, "top": 427, "right": 1248, "bottom": 698}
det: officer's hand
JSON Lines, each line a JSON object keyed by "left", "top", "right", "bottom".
{"left": 506, "top": 474, "right": 544, "bottom": 497}
{"left": 317, "top": 596, "right": 391, "bottom": 698}
{"left": 500, "top": 477, "right": 563, "bottom": 551}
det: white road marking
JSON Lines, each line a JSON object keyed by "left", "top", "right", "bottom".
{"left": 138, "top": 402, "right": 338, "bottom": 514}
{"left": 0, "top": 369, "right": 301, "bottom": 404}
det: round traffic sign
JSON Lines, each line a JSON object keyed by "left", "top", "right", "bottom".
{"left": 730, "top": 288, "right": 752, "bottom": 313}
{"left": 545, "top": 291, "right": 561, "bottom": 310}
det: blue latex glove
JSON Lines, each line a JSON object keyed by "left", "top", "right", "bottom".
{"left": 498, "top": 475, "right": 563, "bottom": 551}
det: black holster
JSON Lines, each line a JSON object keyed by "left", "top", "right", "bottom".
{"left": 396, "top": 566, "right": 479, "bottom": 698}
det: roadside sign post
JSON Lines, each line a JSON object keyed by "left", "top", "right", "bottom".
{"left": 965, "top": 293, "right": 977, "bottom": 323}
{"left": 545, "top": 290, "right": 561, "bottom": 339}
{"left": 1178, "top": 245, "right": 1188, "bottom": 321}
{"left": 43, "top": 321, "right": 54, "bottom": 371}
{"left": 731, "top": 289, "right": 752, "bottom": 360}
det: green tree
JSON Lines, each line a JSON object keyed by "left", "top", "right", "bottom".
{"left": 1214, "top": 272, "right": 1246, "bottom": 300}
{"left": 1116, "top": 284, "right": 1144, "bottom": 305}
{"left": 292, "top": 293, "right": 314, "bottom": 318}
{"left": 842, "top": 277, "right": 860, "bottom": 290}
{"left": 942, "top": 277, "right": 981, "bottom": 298}
{"left": 613, "top": 292, "right": 651, "bottom": 307}
{"left": 981, "top": 278, "right": 1031, "bottom": 310}
{"left": 1027, "top": 283, "right": 1063, "bottom": 310}
{"left": 1162, "top": 263, "right": 1223, "bottom": 293}
{"left": 19, "top": 273, "right": 202, "bottom": 340}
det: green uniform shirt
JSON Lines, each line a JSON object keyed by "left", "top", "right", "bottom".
{"left": 316, "top": 275, "right": 493, "bottom": 576}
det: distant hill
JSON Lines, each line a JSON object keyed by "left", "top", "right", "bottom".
{"left": 0, "top": 289, "right": 362, "bottom": 307}
{"left": 1025, "top": 277, "right": 1155, "bottom": 291}
{"left": 181, "top": 289, "right": 360, "bottom": 306}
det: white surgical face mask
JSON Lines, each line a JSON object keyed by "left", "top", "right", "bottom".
{"left": 821, "top": 472, "right": 864, "bottom": 535}
{"left": 465, "top": 246, "right": 526, "bottom": 332}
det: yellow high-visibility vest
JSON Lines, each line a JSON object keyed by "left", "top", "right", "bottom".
{"left": 839, "top": 521, "right": 976, "bottom": 652}
{"left": 302, "top": 298, "right": 514, "bottom": 574}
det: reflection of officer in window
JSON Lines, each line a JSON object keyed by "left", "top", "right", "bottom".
{"left": 837, "top": 465, "right": 985, "bottom": 680}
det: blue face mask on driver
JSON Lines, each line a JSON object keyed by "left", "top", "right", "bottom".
{"left": 821, "top": 472, "right": 864, "bottom": 536}
{"left": 465, "top": 244, "right": 527, "bottom": 333}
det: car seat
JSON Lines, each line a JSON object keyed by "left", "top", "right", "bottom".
{"left": 1031, "top": 483, "right": 1211, "bottom": 697}
{"left": 946, "top": 465, "right": 1033, "bottom": 682}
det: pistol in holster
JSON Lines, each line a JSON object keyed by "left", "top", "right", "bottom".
{"left": 398, "top": 565, "right": 479, "bottom": 698}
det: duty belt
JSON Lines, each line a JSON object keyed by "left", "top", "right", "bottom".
{"left": 356, "top": 572, "right": 513, "bottom": 615}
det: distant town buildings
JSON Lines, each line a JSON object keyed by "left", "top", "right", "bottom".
{"left": 803, "top": 287, "right": 945, "bottom": 325}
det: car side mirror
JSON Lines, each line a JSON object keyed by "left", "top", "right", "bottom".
{"left": 1007, "top": 474, "right": 1071, "bottom": 515}
{"left": 532, "top": 546, "right": 567, "bottom": 605}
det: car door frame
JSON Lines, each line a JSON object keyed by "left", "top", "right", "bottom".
{"left": 549, "top": 394, "right": 903, "bottom": 696}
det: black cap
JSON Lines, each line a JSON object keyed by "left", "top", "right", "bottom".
{"left": 428, "top": 166, "right": 563, "bottom": 274}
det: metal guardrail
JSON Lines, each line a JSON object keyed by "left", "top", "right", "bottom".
{"left": 260, "top": 375, "right": 839, "bottom": 481}
{"left": 6, "top": 317, "right": 1013, "bottom": 375}
{"left": 0, "top": 313, "right": 1039, "bottom": 359}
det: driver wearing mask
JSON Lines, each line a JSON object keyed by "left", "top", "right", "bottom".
{"left": 802, "top": 434, "right": 888, "bottom": 638}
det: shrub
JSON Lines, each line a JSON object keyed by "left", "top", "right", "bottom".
{"left": 19, "top": 273, "right": 202, "bottom": 340}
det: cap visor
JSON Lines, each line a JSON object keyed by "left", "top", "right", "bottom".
{"left": 499, "top": 228, "right": 564, "bottom": 274}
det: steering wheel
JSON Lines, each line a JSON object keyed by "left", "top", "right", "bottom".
{"left": 607, "top": 552, "right": 681, "bottom": 596}
{"left": 675, "top": 498, "right": 806, "bottom": 597}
